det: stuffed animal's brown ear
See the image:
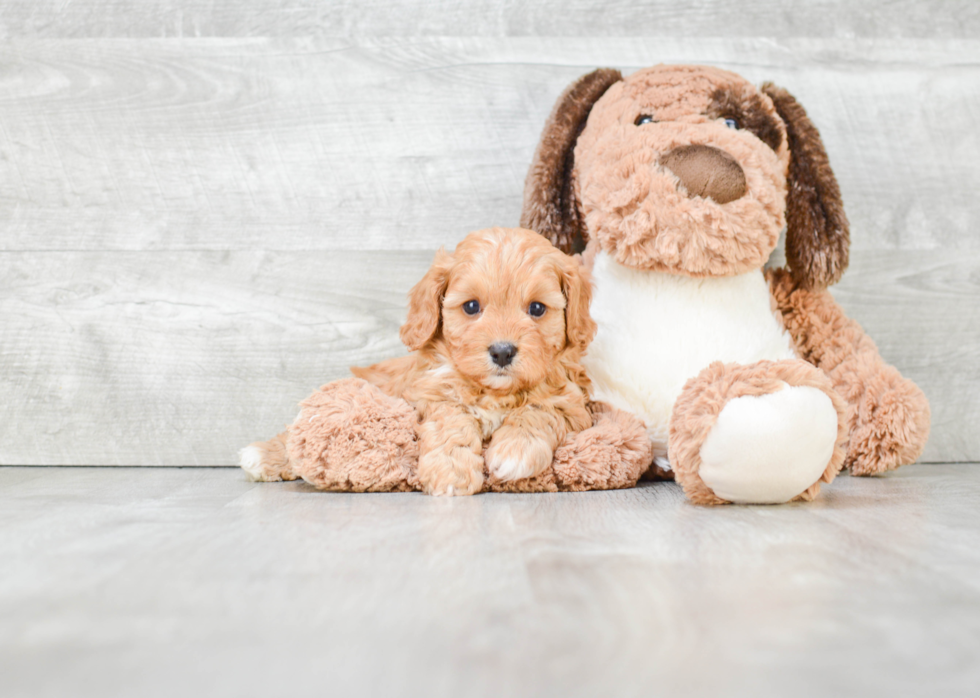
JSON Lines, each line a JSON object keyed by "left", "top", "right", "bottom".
{"left": 763, "top": 83, "right": 850, "bottom": 289}
{"left": 521, "top": 68, "right": 622, "bottom": 255}
{"left": 399, "top": 249, "right": 454, "bottom": 351}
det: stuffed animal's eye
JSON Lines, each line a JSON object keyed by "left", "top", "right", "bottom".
{"left": 724, "top": 117, "right": 739, "bottom": 129}
{"left": 528, "top": 302, "right": 546, "bottom": 318}
{"left": 634, "top": 114, "right": 655, "bottom": 126}
{"left": 462, "top": 300, "right": 481, "bottom": 315}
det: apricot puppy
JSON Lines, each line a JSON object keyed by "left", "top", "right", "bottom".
{"left": 350, "top": 227, "right": 596, "bottom": 496}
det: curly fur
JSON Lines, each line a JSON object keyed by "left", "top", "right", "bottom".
{"left": 352, "top": 227, "right": 596, "bottom": 495}
{"left": 550, "top": 401, "right": 654, "bottom": 491}
{"left": 286, "top": 378, "right": 420, "bottom": 492}
{"left": 241, "top": 227, "right": 652, "bottom": 495}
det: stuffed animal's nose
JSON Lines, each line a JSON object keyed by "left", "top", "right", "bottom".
{"left": 489, "top": 342, "right": 518, "bottom": 367}
{"left": 660, "top": 144, "right": 748, "bottom": 204}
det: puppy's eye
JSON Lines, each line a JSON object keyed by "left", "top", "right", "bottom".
{"left": 462, "top": 300, "right": 481, "bottom": 316}
{"left": 634, "top": 114, "right": 655, "bottom": 126}
{"left": 724, "top": 117, "right": 739, "bottom": 129}
{"left": 528, "top": 302, "right": 546, "bottom": 318}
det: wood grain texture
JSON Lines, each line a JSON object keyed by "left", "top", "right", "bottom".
{"left": 0, "top": 38, "right": 977, "bottom": 252}
{"left": 0, "top": 31, "right": 976, "bottom": 465}
{"left": 1, "top": 249, "right": 975, "bottom": 465}
{"left": 1, "top": 1, "right": 977, "bottom": 39}
{"left": 831, "top": 250, "right": 980, "bottom": 464}
{"left": 0, "top": 250, "right": 432, "bottom": 465}
{"left": 2, "top": 465, "right": 980, "bottom": 697}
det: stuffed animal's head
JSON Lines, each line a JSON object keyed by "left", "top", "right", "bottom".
{"left": 521, "top": 64, "right": 849, "bottom": 288}
{"left": 400, "top": 227, "right": 595, "bottom": 392}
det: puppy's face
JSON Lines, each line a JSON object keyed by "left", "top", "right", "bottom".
{"left": 400, "top": 228, "right": 594, "bottom": 393}
{"left": 574, "top": 64, "right": 791, "bottom": 276}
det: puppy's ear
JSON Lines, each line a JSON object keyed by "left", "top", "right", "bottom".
{"left": 400, "top": 249, "right": 454, "bottom": 351}
{"left": 556, "top": 254, "right": 597, "bottom": 354}
{"left": 763, "top": 83, "right": 850, "bottom": 289}
{"left": 521, "top": 68, "right": 622, "bottom": 255}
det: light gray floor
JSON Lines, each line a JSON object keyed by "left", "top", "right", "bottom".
{"left": 3, "top": 465, "right": 979, "bottom": 698}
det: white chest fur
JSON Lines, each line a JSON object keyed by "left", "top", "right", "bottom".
{"left": 583, "top": 251, "right": 797, "bottom": 462}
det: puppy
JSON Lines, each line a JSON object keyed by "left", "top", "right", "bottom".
{"left": 350, "top": 227, "right": 596, "bottom": 496}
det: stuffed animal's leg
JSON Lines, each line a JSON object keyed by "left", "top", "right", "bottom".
{"left": 240, "top": 431, "right": 299, "bottom": 482}
{"left": 669, "top": 360, "right": 848, "bottom": 505}
{"left": 769, "top": 270, "right": 931, "bottom": 475}
{"left": 551, "top": 402, "right": 653, "bottom": 491}
{"left": 275, "top": 377, "right": 419, "bottom": 492}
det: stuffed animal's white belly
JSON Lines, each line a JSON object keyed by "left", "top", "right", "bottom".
{"left": 583, "top": 251, "right": 797, "bottom": 464}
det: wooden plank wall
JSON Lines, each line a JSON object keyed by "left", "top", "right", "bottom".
{"left": 1, "top": 2, "right": 977, "bottom": 465}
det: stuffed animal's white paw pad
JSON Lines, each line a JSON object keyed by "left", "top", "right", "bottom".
{"left": 698, "top": 383, "right": 838, "bottom": 504}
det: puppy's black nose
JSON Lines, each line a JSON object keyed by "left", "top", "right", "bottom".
{"left": 489, "top": 342, "right": 517, "bottom": 367}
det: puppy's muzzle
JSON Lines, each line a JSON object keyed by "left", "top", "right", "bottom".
{"left": 660, "top": 145, "right": 747, "bottom": 204}
{"left": 489, "top": 342, "right": 518, "bottom": 368}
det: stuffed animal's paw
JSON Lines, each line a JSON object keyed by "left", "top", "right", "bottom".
{"left": 550, "top": 402, "right": 652, "bottom": 491}
{"left": 696, "top": 382, "right": 838, "bottom": 503}
{"left": 288, "top": 377, "right": 419, "bottom": 492}
{"left": 846, "top": 374, "right": 931, "bottom": 476}
{"left": 484, "top": 426, "right": 554, "bottom": 482}
{"left": 670, "top": 360, "right": 848, "bottom": 505}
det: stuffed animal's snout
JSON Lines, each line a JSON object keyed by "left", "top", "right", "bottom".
{"left": 659, "top": 145, "right": 747, "bottom": 204}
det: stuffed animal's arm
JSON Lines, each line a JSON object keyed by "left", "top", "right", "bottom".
{"left": 768, "top": 269, "right": 930, "bottom": 474}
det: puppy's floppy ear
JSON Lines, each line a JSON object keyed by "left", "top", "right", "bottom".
{"left": 400, "top": 249, "right": 454, "bottom": 351}
{"left": 521, "top": 68, "right": 622, "bottom": 255}
{"left": 556, "top": 254, "right": 597, "bottom": 354}
{"left": 763, "top": 83, "right": 850, "bottom": 289}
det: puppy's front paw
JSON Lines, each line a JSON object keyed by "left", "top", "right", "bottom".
{"left": 418, "top": 448, "right": 485, "bottom": 496}
{"left": 485, "top": 427, "right": 554, "bottom": 481}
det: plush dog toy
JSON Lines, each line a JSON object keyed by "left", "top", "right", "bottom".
{"left": 240, "top": 227, "right": 652, "bottom": 494}
{"left": 521, "top": 64, "right": 931, "bottom": 504}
